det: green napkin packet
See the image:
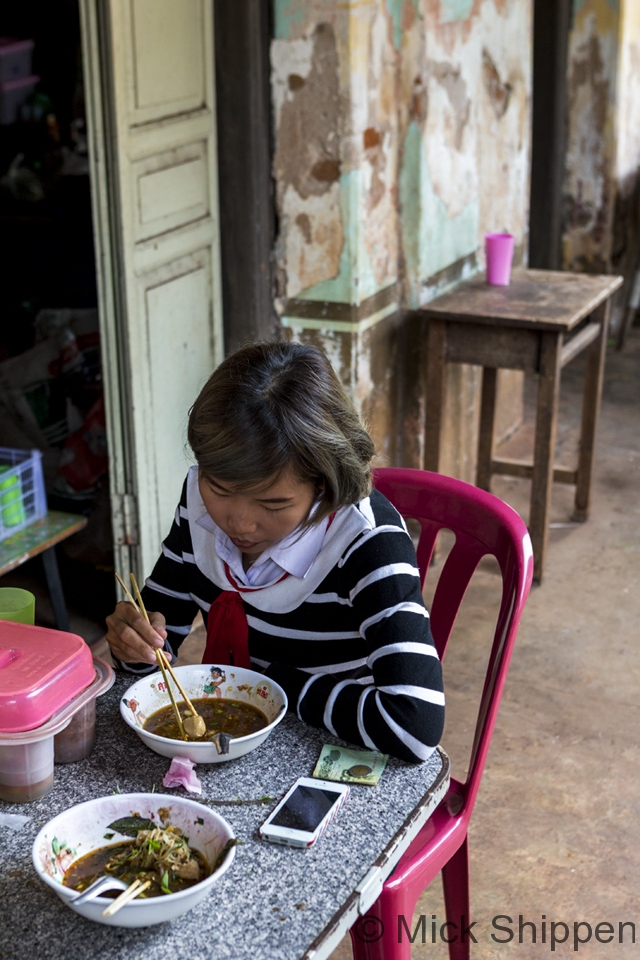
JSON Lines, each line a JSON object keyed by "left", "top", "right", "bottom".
{"left": 312, "top": 744, "right": 388, "bottom": 786}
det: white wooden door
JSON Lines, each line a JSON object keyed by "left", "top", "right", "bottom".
{"left": 78, "top": 0, "right": 223, "bottom": 582}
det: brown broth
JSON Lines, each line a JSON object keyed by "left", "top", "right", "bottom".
{"left": 63, "top": 840, "right": 209, "bottom": 897}
{"left": 144, "top": 696, "right": 268, "bottom": 741}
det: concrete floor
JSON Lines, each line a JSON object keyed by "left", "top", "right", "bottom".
{"left": 5, "top": 330, "right": 638, "bottom": 959}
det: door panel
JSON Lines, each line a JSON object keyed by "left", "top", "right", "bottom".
{"left": 132, "top": 142, "right": 211, "bottom": 242}
{"left": 129, "top": 0, "right": 206, "bottom": 119}
{"left": 138, "top": 252, "right": 214, "bottom": 552}
{"left": 79, "top": 0, "right": 223, "bottom": 582}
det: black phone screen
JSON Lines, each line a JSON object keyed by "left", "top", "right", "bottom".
{"left": 270, "top": 785, "right": 342, "bottom": 832}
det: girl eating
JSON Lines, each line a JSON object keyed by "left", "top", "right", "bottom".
{"left": 105, "top": 341, "right": 444, "bottom": 762}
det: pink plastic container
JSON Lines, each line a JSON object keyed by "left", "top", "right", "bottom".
{"left": 0, "top": 657, "right": 114, "bottom": 802}
{"left": 485, "top": 233, "right": 515, "bottom": 286}
{"left": 0, "top": 620, "right": 95, "bottom": 733}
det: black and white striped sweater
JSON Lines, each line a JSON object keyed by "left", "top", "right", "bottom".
{"left": 135, "top": 468, "right": 444, "bottom": 763}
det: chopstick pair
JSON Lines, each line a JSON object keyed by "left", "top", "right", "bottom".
{"left": 115, "top": 572, "right": 204, "bottom": 739}
{"left": 102, "top": 878, "right": 152, "bottom": 918}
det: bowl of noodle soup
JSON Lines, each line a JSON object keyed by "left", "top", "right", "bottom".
{"left": 32, "top": 793, "right": 235, "bottom": 927}
{"left": 120, "top": 664, "right": 287, "bottom": 763}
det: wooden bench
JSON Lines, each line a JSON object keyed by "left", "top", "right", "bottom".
{"left": 421, "top": 268, "right": 623, "bottom": 582}
{"left": 0, "top": 511, "right": 88, "bottom": 631}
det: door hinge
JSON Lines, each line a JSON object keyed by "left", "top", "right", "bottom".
{"left": 111, "top": 492, "right": 139, "bottom": 546}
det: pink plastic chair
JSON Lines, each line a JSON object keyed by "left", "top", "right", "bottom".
{"left": 350, "top": 467, "right": 533, "bottom": 960}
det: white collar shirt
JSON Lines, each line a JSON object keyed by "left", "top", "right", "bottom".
{"left": 196, "top": 510, "right": 330, "bottom": 587}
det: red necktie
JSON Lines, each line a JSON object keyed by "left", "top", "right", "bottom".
{"left": 203, "top": 564, "right": 287, "bottom": 668}
{"left": 203, "top": 515, "right": 334, "bottom": 667}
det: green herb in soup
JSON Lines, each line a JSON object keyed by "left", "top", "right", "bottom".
{"left": 63, "top": 823, "right": 208, "bottom": 897}
{"left": 144, "top": 696, "right": 268, "bottom": 742}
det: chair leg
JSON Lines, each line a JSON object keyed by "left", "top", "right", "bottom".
{"left": 350, "top": 921, "right": 385, "bottom": 960}
{"left": 441, "top": 835, "right": 471, "bottom": 960}
{"left": 350, "top": 890, "right": 418, "bottom": 960}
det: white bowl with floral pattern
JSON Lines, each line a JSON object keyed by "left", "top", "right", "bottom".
{"left": 32, "top": 793, "right": 236, "bottom": 927}
{"left": 120, "top": 664, "right": 288, "bottom": 763}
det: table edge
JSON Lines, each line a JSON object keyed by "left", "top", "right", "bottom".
{"left": 300, "top": 746, "right": 451, "bottom": 960}
{"left": 419, "top": 273, "right": 624, "bottom": 332}
{"left": 0, "top": 512, "right": 88, "bottom": 573}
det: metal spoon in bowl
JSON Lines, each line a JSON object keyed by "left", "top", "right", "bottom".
{"left": 209, "top": 731, "right": 232, "bottom": 755}
{"left": 71, "top": 875, "right": 151, "bottom": 917}
{"left": 71, "top": 875, "right": 129, "bottom": 904}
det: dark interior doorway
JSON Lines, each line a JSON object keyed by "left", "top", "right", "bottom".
{"left": 0, "top": 0, "right": 114, "bottom": 630}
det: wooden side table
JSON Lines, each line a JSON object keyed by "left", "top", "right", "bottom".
{"left": 422, "top": 268, "right": 623, "bottom": 582}
{"left": 0, "top": 511, "right": 88, "bottom": 631}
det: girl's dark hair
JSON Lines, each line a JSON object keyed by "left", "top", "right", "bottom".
{"left": 187, "top": 341, "right": 375, "bottom": 523}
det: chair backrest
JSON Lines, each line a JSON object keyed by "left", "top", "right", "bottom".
{"left": 373, "top": 467, "right": 533, "bottom": 812}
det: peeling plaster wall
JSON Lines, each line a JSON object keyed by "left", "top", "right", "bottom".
{"left": 562, "top": 0, "right": 640, "bottom": 334}
{"left": 272, "top": 0, "right": 531, "bottom": 478}
{"left": 611, "top": 0, "right": 640, "bottom": 326}
{"left": 616, "top": 2, "right": 640, "bottom": 189}
{"left": 562, "top": 0, "right": 620, "bottom": 273}
{"left": 272, "top": 6, "right": 399, "bottom": 304}
{"left": 398, "top": 0, "right": 531, "bottom": 311}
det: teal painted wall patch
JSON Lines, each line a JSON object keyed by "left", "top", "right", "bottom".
{"left": 439, "top": 0, "right": 474, "bottom": 24}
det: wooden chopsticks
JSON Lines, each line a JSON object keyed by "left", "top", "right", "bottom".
{"left": 115, "top": 572, "right": 187, "bottom": 739}
{"left": 115, "top": 572, "right": 205, "bottom": 739}
{"left": 102, "top": 878, "right": 152, "bottom": 918}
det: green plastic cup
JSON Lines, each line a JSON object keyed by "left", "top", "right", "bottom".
{"left": 0, "top": 588, "right": 36, "bottom": 625}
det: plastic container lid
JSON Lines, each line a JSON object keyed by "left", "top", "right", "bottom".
{"left": 0, "top": 656, "right": 115, "bottom": 746}
{"left": 0, "top": 621, "right": 96, "bottom": 733}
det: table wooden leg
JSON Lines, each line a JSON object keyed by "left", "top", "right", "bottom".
{"left": 41, "top": 546, "right": 70, "bottom": 632}
{"left": 424, "top": 318, "right": 447, "bottom": 472}
{"left": 530, "top": 332, "right": 562, "bottom": 583}
{"left": 476, "top": 366, "right": 497, "bottom": 490}
{"left": 573, "top": 301, "right": 610, "bottom": 520}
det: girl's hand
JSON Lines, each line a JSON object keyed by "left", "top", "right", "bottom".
{"left": 105, "top": 601, "right": 168, "bottom": 665}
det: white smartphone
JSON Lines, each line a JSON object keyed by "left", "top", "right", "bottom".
{"left": 259, "top": 776, "right": 350, "bottom": 848}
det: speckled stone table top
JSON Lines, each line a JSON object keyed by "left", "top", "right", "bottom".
{"left": 0, "top": 675, "right": 449, "bottom": 960}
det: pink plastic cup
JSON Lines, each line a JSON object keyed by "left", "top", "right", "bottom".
{"left": 485, "top": 233, "right": 515, "bottom": 286}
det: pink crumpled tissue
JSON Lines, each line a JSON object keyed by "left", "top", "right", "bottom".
{"left": 162, "top": 756, "right": 202, "bottom": 794}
